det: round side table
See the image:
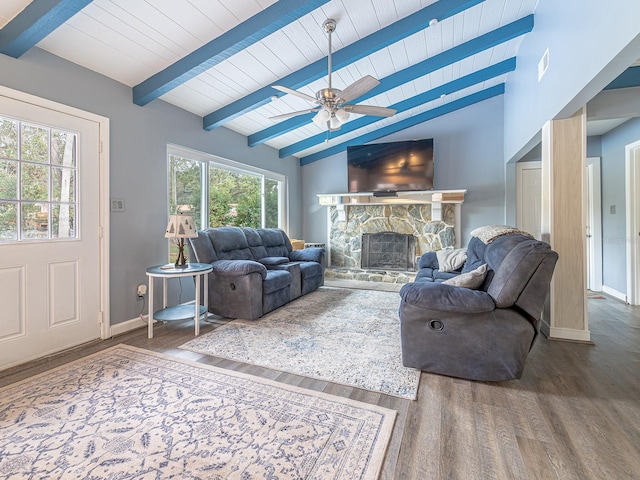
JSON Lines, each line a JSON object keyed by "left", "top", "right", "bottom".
{"left": 146, "top": 262, "right": 213, "bottom": 339}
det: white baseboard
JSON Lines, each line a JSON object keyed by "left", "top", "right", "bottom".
{"left": 548, "top": 326, "right": 591, "bottom": 343}
{"left": 110, "top": 315, "right": 154, "bottom": 337}
{"left": 602, "top": 285, "right": 626, "bottom": 302}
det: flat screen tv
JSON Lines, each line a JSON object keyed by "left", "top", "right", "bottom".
{"left": 347, "top": 138, "right": 434, "bottom": 194}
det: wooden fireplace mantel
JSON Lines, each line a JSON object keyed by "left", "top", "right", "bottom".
{"left": 317, "top": 189, "right": 466, "bottom": 223}
{"left": 316, "top": 189, "right": 466, "bottom": 207}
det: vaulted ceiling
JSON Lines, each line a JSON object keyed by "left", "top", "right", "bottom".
{"left": 0, "top": 0, "right": 633, "bottom": 165}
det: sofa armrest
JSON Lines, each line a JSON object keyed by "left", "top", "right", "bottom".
{"left": 257, "top": 256, "right": 290, "bottom": 266}
{"left": 212, "top": 260, "right": 267, "bottom": 279}
{"left": 399, "top": 282, "right": 495, "bottom": 314}
{"left": 289, "top": 247, "right": 324, "bottom": 263}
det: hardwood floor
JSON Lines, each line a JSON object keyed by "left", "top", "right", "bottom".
{"left": 1, "top": 287, "right": 639, "bottom": 479}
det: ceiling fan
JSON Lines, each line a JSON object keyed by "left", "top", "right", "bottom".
{"left": 270, "top": 18, "right": 397, "bottom": 131}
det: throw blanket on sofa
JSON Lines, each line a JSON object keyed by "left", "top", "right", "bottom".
{"left": 470, "top": 225, "right": 534, "bottom": 244}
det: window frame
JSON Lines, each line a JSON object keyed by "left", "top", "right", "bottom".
{"left": 166, "top": 144, "right": 288, "bottom": 233}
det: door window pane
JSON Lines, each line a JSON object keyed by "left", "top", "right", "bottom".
{"left": 0, "top": 159, "right": 17, "bottom": 199}
{"left": 21, "top": 203, "right": 48, "bottom": 239}
{"left": 51, "top": 130, "right": 76, "bottom": 167}
{"left": 21, "top": 123, "right": 49, "bottom": 163}
{"left": 52, "top": 167, "right": 75, "bottom": 202}
{"left": 21, "top": 163, "right": 49, "bottom": 201}
{"left": 0, "top": 202, "right": 17, "bottom": 241}
{"left": 0, "top": 118, "right": 18, "bottom": 159}
{"left": 52, "top": 204, "right": 75, "bottom": 239}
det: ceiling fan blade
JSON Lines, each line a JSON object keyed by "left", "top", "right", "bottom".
{"left": 272, "top": 85, "right": 317, "bottom": 103}
{"left": 339, "top": 75, "right": 380, "bottom": 103}
{"left": 269, "top": 108, "right": 319, "bottom": 120}
{"left": 343, "top": 104, "right": 397, "bottom": 117}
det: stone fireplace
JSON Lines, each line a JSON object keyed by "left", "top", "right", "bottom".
{"left": 326, "top": 203, "right": 458, "bottom": 283}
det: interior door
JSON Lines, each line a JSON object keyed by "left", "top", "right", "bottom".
{"left": 516, "top": 161, "right": 542, "bottom": 239}
{"left": 0, "top": 95, "right": 102, "bottom": 370}
{"left": 584, "top": 157, "right": 603, "bottom": 292}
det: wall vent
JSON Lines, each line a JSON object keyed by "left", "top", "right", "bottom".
{"left": 538, "top": 48, "right": 550, "bottom": 81}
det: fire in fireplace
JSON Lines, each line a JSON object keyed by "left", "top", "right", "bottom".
{"left": 361, "top": 232, "right": 416, "bottom": 271}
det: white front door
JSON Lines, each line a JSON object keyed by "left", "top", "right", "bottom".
{"left": 0, "top": 94, "right": 102, "bottom": 369}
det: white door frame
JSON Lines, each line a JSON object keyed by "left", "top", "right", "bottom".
{"left": 0, "top": 85, "right": 111, "bottom": 338}
{"left": 586, "top": 157, "right": 603, "bottom": 291}
{"left": 626, "top": 140, "right": 640, "bottom": 305}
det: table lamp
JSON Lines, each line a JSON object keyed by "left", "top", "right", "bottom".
{"left": 165, "top": 214, "right": 198, "bottom": 267}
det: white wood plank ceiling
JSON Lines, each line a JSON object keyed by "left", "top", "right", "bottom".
{"left": 0, "top": 0, "right": 540, "bottom": 163}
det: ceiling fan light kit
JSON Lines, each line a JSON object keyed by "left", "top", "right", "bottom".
{"left": 270, "top": 18, "right": 396, "bottom": 132}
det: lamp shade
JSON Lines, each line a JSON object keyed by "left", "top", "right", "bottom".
{"left": 165, "top": 214, "right": 198, "bottom": 239}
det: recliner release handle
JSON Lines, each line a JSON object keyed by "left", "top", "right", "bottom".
{"left": 429, "top": 320, "right": 444, "bottom": 331}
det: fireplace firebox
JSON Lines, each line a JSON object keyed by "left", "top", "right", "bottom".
{"left": 361, "top": 232, "right": 416, "bottom": 271}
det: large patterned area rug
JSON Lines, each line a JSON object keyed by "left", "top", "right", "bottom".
{"left": 180, "top": 287, "right": 420, "bottom": 400}
{"left": 0, "top": 345, "right": 395, "bottom": 479}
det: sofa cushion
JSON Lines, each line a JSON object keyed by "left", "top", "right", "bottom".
{"left": 487, "top": 240, "right": 551, "bottom": 308}
{"left": 298, "top": 261, "right": 323, "bottom": 280}
{"left": 442, "top": 264, "right": 487, "bottom": 289}
{"left": 257, "top": 228, "right": 290, "bottom": 257}
{"left": 187, "top": 230, "right": 218, "bottom": 264}
{"left": 208, "top": 227, "right": 253, "bottom": 260}
{"left": 418, "top": 251, "right": 438, "bottom": 269}
{"left": 242, "top": 227, "right": 268, "bottom": 260}
{"left": 461, "top": 237, "right": 487, "bottom": 273}
{"left": 262, "top": 270, "right": 291, "bottom": 294}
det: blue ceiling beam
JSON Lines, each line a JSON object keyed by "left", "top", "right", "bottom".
{"left": 280, "top": 58, "right": 516, "bottom": 158}
{"left": 250, "top": 14, "right": 533, "bottom": 147}
{"left": 298, "top": 83, "right": 505, "bottom": 165}
{"left": 0, "top": 0, "right": 93, "bottom": 58}
{"left": 203, "top": 0, "right": 486, "bottom": 130}
{"left": 604, "top": 65, "right": 640, "bottom": 90}
{"left": 133, "top": 0, "right": 330, "bottom": 106}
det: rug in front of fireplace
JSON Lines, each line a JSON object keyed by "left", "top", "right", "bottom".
{"left": 0, "top": 345, "right": 395, "bottom": 479}
{"left": 180, "top": 287, "right": 420, "bottom": 400}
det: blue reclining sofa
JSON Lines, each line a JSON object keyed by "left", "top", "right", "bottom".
{"left": 186, "top": 227, "right": 324, "bottom": 320}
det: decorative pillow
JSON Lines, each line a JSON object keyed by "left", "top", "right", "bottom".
{"left": 436, "top": 248, "right": 467, "bottom": 273}
{"left": 442, "top": 264, "right": 487, "bottom": 289}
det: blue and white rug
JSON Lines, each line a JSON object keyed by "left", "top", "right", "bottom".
{"left": 0, "top": 345, "right": 395, "bottom": 479}
{"left": 181, "top": 287, "right": 421, "bottom": 400}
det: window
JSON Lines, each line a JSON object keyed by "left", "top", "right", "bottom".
{"left": 0, "top": 116, "right": 77, "bottom": 242}
{"left": 167, "top": 145, "right": 287, "bottom": 259}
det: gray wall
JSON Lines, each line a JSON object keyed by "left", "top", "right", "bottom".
{"left": 503, "top": 0, "right": 640, "bottom": 163}
{"left": 0, "top": 48, "right": 302, "bottom": 326}
{"left": 600, "top": 117, "right": 640, "bottom": 294}
{"left": 302, "top": 95, "right": 506, "bottom": 247}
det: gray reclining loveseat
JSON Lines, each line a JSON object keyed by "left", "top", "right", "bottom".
{"left": 399, "top": 229, "right": 558, "bottom": 381}
{"left": 187, "top": 227, "right": 324, "bottom": 320}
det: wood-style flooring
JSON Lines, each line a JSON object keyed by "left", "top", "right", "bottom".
{"left": 1, "top": 283, "right": 639, "bottom": 480}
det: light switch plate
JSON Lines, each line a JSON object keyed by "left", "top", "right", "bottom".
{"left": 111, "top": 198, "right": 125, "bottom": 212}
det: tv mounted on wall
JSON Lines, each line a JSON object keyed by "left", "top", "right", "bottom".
{"left": 347, "top": 138, "right": 434, "bottom": 195}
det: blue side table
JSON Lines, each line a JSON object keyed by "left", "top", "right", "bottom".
{"left": 146, "top": 262, "right": 213, "bottom": 339}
